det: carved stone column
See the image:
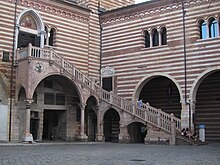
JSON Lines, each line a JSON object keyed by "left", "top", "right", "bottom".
{"left": 78, "top": 104, "right": 88, "bottom": 141}
{"left": 23, "top": 99, "right": 33, "bottom": 143}
{"left": 96, "top": 105, "right": 104, "bottom": 141}
{"left": 119, "top": 124, "right": 130, "bottom": 143}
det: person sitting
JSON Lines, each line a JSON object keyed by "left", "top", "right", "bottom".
{"left": 181, "top": 128, "right": 187, "bottom": 136}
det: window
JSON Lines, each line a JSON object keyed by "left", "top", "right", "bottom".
{"left": 49, "top": 28, "right": 55, "bottom": 46}
{"left": 199, "top": 20, "right": 207, "bottom": 39}
{"left": 2, "top": 51, "right": 10, "bottom": 62}
{"left": 56, "top": 93, "right": 65, "bottom": 105}
{"left": 44, "top": 93, "right": 54, "bottom": 105}
{"left": 144, "top": 31, "right": 150, "bottom": 48}
{"left": 152, "top": 29, "right": 159, "bottom": 47}
{"left": 161, "top": 27, "right": 167, "bottom": 45}
{"left": 208, "top": 17, "right": 218, "bottom": 38}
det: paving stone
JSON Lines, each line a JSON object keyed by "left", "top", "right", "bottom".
{"left": 0, "top": 143, "right": 219, "bottom": 165}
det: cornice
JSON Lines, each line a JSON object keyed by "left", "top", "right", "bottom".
{"left": 101, "top": 0, "right": 212, "bottom": 26}
{"left": 17, "top": 0, "right": 90, "bottom": 23}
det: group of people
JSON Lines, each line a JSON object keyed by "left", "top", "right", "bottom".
{"left": 181, "top": 128, "right": 198, "bottom": 141}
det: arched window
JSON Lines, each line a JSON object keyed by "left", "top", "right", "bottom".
{"left": 49, "top": 28, "right": 55, "bottom": 46}
{"left": 144, "top": 30, "right": 150, "bottom": 48}
{"left": 44, "top": 27, "right": 56, "bottom": 46}
{"left": 161, "top": 27, "right": 167, "bottom": 45}
{"left": 152, "top": 29, "right": 159, "bottom": 47}
{"left": 208, "top": 17, "right": 218, "bottom": 38}
{"left": 199, "top": 19, "right": 207, "bottom": 39}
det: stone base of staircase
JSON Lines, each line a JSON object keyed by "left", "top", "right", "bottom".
{"left": 144, "top": 125, "right": 170, "bottom": 145}
{"left": 176, "top": 135, "right": 208, "bottom": 146}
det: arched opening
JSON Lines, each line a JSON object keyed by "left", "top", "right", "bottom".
{"left": 104, "top": 108, "right": 120, "bottom": 142}
{"left": 208, "top": 17, "right": 218, "bottom": 38}
{"left": 85, "top": 96, "right": 97, "bottom": 141}
{"left": 28, "top": 75, "right": 81, "bottom": 141}
{"left": 161, "top": 27, "right": 167, "bottom": 45}
{"left": 128, "top": 122, "right": 147, "bottom": 143}
{"left": 139, "top": 76, "right": 181, "bottom": 118}
{"left": 152, "top": 28, "right": 159, "bottom": 47}
{"left": 16, "top": 9, "right": 45, "bottom": 49}
{"left": 199, "top": 19, "right": 207, "bottom": 39}
{"left": 144, "top": 30, "right": 150, "bottom": 48}
{"left": 195, "top": 71, "right": 220, "bottom": 142}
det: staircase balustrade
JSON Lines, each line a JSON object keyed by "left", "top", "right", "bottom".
{"left": 17, "top": 44, "right": 181, "bottom": 134}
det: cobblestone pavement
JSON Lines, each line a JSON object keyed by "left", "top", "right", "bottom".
{"left": 0, "top": 142, "right": 220, "bottom": 165}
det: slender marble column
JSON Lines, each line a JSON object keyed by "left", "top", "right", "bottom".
{"left": 78, "top": 104, "right": 88, "bottom": 141}
{"left": 23, "top": 99, "right": 33, "bottom": 143}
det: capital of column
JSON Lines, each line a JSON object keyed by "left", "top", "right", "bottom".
{"left": 79, "top": 103, "right": 86, "bottom": 110}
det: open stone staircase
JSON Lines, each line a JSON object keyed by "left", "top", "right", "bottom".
{"left": 17, "top": 44, "right": 182, "bottom": 144}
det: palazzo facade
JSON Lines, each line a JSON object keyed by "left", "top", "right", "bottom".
{"left": 0, "top": 0, "right": 219, "bottom": 143}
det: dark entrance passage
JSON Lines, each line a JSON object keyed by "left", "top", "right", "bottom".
{"left": 139, "top": 76, "right": 181, "bottom": 118}
{"left": 18, "top": 31, "right": 40, "bottom": 48}
{"left": 86, "top": 110, "right": 97, "bottom": 141}
{"left": 30, "top": 111, "right": 39, "bottom": 140}
{"left": 104, "top": 109, "right": 120, "bottom": 142}
{"left": 43, "top": 110, "right": 66, "bottom": 141}
{"left": 128, "top": 122, "right": 147, "bottom": 143}
{"left": 195, "top": 71, "right": 220, "bottom": 142}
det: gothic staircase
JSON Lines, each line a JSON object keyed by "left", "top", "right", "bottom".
{"left": 16, "top": 44, "right": 182, "bottom": 144}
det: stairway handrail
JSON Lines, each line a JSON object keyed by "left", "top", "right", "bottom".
{"left": 17, "top": 44, "right": 181, "bottom": 133}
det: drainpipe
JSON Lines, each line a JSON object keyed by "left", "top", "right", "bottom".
{"left": 9, "top": 0, "right": 18, "bottom": 141}
{"left": 98, "top": 2, "right": 103, "bottom": 86}
{"left": 181, "top": 0, "right": 191, "bottom": 131}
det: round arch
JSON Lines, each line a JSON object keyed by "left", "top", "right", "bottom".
{"left": 30, "top": 73, "right": 83, "bottom": 104}
{"left": 189, "top": 67, "right": 220, "bottom": 102}
{"left": 103, "top": 108, "right": 121, "bottom": 142}
{"left": 132, "top": 72, "right": 183, "bottom": 102}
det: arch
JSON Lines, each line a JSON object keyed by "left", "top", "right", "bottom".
{"left": 127, "top": 122, "right": 147, "bottom": 143}
{"left": 133, "top": 72, "right": 183, "bottom": 102}
{"left": 103, "top": 108, "right": 120, "bottom": 142}
{"left": 198, "top": 19, "right": 207, "bottom": 39}
{"left": 160, "top": 27, "right": 167, "bottom": 45}
{"left": 208, "top": 17, "right": 218, "bottom": 38}
{"left": 143, "top": 30, "right": 150, "bottom": 48}
{"left": 17, "top": 8, "right": 44, "bottom": 32}
{"left": 189, "top": 67, "right": 220, "bottom": 102}
{"left": 100, "top": 106, "right": 122, "bottom": 123}
{"left": 152, "top": 28, "right": 159, "bottom": 47}
{"left": 30, "top": 74, "right": 83, "bottom": 104}
{"left": 15, "top": 8, "right": 45, "bottom": 49}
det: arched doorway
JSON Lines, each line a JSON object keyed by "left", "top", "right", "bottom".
{"left": 139, "top": 76, "right": 181, "bottom": 118}
{"left": 16, "top": 9, "right": 45, "bottom": 49}
{"left": 85, "top": 97, "right": 97, "bottom": 141}
{"left": 128, "top": 122, "right": 147, "bottom": 143}
{"left": 104, "top": 108, "right": 120, "bottom": 142}
{"left": 195, "top": 71, "right": 220, "bottom": 142}
{"left": 31, "top": 75, "right": 81, "bottom": 141}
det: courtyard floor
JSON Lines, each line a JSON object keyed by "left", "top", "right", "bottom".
{"left": 0, "top": 142, "right": 220, "bottom": 165}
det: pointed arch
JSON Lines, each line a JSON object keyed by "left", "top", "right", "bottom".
{"left": 15, "top": 8, "right": 45, "bottom": 49}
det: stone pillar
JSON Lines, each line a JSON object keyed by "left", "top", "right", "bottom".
{"left": 170, "top": 113, "right": 176, "bottom": 145}
{"left": 158, "top": 28, "right": 162, "bottom": 46}
{"left": 119, "top": 125, "right": 130, "bottom": 143}
{"left": 78, "top": 104, "right": 88, "bottom": 141}
{"left": 39, "top": 30, "right": 45, "bottom": 48}
{"left": 96, "top": 105, "right": 104, "bottom": 141}
{"left": 23, "top": 99, "right": 33, "bottom": 143}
